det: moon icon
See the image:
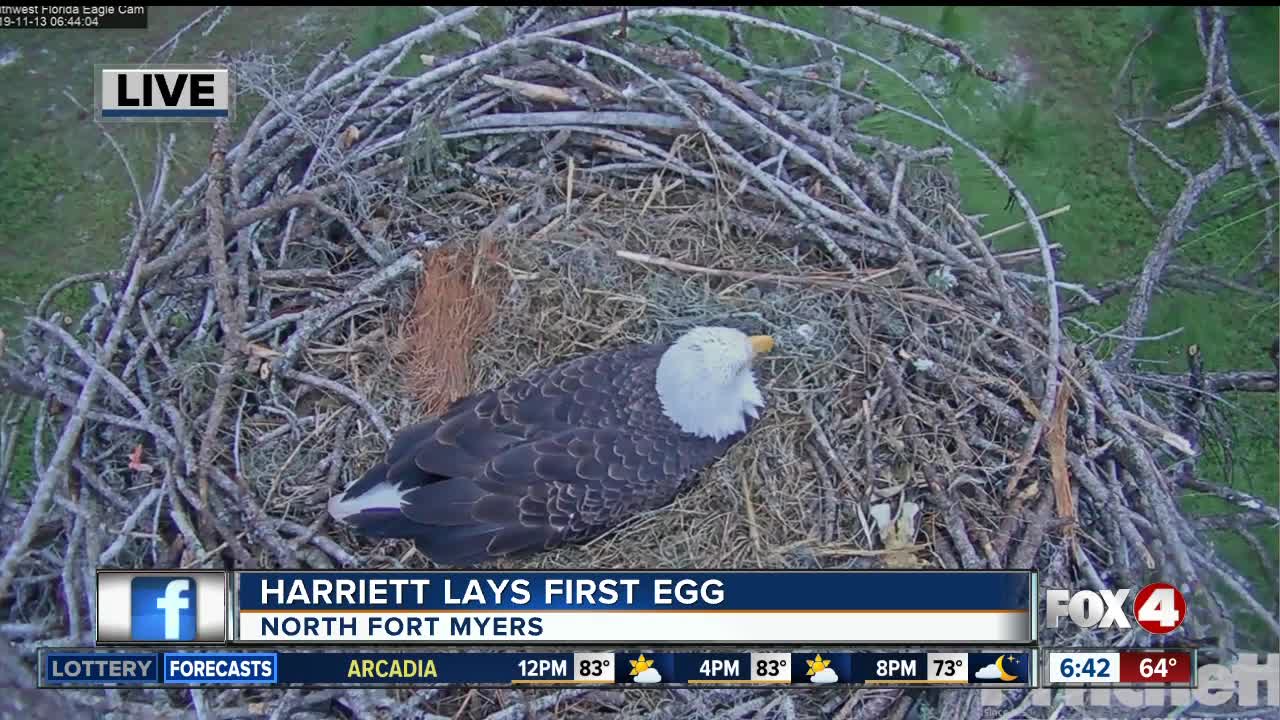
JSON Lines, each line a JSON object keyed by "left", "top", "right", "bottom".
{"left": 996, "top": 655, "right": 1017, "bottom": 682}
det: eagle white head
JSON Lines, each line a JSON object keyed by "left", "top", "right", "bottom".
{"left": 655, "top": 326, "right": 773, "bottom": 441}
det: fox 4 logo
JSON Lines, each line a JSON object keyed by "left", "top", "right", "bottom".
{"left": 1046, "top": 582, "right": 1187, "bottom": 634}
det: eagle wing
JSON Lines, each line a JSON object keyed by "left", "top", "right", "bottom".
{"left": 335, "top": 342, "right": 666, "bottom": 503}
{"left": 396, "top": 426, "right": 700, "bottom": 565}
{"left": 328, "top": 342, "right": 738, "bottom": 564}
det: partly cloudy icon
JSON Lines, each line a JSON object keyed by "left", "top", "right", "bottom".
{"left": 975, "top": 663, "right": 1003, "bottom": 680}
{"left": 975, "top": 655, "right": 1020, "bottom": 682}
{"left": 806, "top": 654, "right": 837, "bottom": 684}
{"left": 811, "top": 667, "right": 838, "bottom": 684}
{"left": 630, "top": 654, "right": 662, "bottom": 684}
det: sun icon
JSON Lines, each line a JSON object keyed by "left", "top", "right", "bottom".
{"left": 630, "top": 654, "right": 655, "bottom": 676}
{"left": 806, "top": 654, "right": 831, "bottom": 676}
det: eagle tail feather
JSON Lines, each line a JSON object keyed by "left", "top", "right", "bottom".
{"left": 328, "top": 462, "right": 391, "bottom": 505}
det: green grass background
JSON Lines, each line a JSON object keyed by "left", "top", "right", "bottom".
{"left": 1, "top": 6, "right": 1275, "bottom": 644}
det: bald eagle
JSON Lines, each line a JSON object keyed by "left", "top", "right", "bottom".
{"left": 327, "top": 326, "right": 775, "bottom": 565}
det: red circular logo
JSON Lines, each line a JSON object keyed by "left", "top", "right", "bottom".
{"left": 1132, "top": 583, "right": 1187, "bottom": 634}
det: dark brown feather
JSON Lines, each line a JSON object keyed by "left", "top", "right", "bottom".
{"left": 335, "top": 341, "right": 756, "bottom": 565}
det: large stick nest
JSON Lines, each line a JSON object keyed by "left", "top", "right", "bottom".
{"left": 0, "top": 7, "right": 1272, "bottom": 720}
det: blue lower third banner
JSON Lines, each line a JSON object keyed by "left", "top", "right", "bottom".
{"left": 233, "top": 570, "right": 1034, "bottom": 644}
{"left": 39, "top": 649, "right": 1037, "bottom": 688}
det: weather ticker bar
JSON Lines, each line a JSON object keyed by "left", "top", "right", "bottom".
{"left": 39, "top": 648, "right": 1039, "bottom": 688}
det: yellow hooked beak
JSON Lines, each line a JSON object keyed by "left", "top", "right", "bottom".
{"left": 748, "top": 335, "right": 776, "bottom": 358}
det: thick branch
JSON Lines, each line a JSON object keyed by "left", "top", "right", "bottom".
{"left": 1131, "top": 370, "right": 1278, "bottom": 394}
{"left": 1112, "top": 159, "right": 1229, "bottom": 369}
{"left": 837, "top": 6, "right": 1007, "bottom": 82}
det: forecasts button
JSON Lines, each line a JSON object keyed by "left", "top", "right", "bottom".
{"left": 163, "top": 653, "right": 278, "bottom": 684}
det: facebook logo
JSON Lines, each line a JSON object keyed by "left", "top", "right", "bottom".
{"left": 130, "top": 577, "right": 197, "bottom": 641}
{"left": 97, "top": 570, "right": 225, "bottom": 643}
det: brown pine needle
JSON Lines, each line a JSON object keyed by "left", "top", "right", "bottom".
{"left": 401, "top": 241, "right": 508, "bottom": 416}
